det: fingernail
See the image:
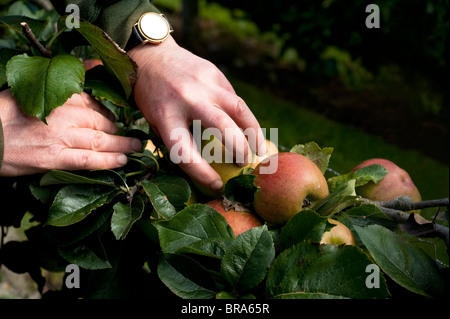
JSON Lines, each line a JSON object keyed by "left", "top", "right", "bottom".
{"left": 210, "top": 179, "right": 223, "bottom": 191}
{"left": 117, "top": 154, "right": 128, "bottom": 165}
{"left": 132, "top": 139, "right": 142, "bottom": 151}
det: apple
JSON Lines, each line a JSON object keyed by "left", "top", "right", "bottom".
{"left": 320, "top": 219, "right": 356, "bottom": 246}
{"left": 206, "top": 199, "right": 263, "bottom": 237}
{"left": 251, "top": 139, "right": 279, "bottom": 168}
{"left": 252, "top": 152, "right": 329, "bottom": 225}
{"left": 351, "top": 158, "right": 421, "bottom": 205}
{"left": 145, "top": 139, "right": 164, "bottom": 157}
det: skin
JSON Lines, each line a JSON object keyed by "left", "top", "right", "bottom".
{"left": 0, "top": 90, "right": 141, "bottom": 176}
{"left": 128, "top": 36, "right": 267, "bottom": 193}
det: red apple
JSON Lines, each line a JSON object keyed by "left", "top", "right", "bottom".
{"left": 352, "top": 158, "right": 421, "bottom": 205}
{"left": 206, "top": 199, "right": 263, "bottom": 237}
{"left": 252, "top": 152, "right": 329, "bottom": 225}
{"left": 320, "top": 219, "right": 356, "bottom": 246}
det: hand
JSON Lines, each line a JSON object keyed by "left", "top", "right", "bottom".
{"left": 128, "top": 36, "right": 267, "bottom": 192}
{"left": 0, "top": 90, "right": 141, "bottom": 176}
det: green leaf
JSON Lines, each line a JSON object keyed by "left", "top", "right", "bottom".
{"left": 58, "top": 233, "right": 111, "bottom": 270}
{"left": 150, "top": 175, "right": 191, "bottom": 212}
{"left": 354, "top": 224, "right": 445, "bottom": 297}
{"left": 0, "top": 16, "right": 47, "bottom": 39}
{"left": 154, "top": 204, "right": 234, "bottom": 254}
{"left": 84, "top": 65, "right": 130, "bottom": 107}
{"left": 221, "top": 225, "right": 275, "bottom": 292}
{"left": 327, "top": 164, "right": 388, "bottom": 193}
{"left": 290, "top": 141, "right": 333, "bottom": 174}
{"left": 141, "top": 180, "right": 177, "bottom": 219}
{"left": 338, "top": 204, "right": 397, "bottom": 245}
{"left": 47, "top": 185, "right": 118, "bottom": 226}
{"left": 157, "top": 253, "right": 217, "bottom": 299}
{"left": 40, "top": 170, "right": 115, "bottom": 187}
{"left": 224, "top": 174, "right": 257, "bottom": 208}
{"left": 74, "top": 20, "right": 137, "bottom": 98}
{"left": 312, "top": 179, "right": 361, "bottom": 216}
{"left": 6, "top": 54, "right": 85, "bottom": 122}
{"left": 111, "top": 196, "right": 145, "bottom": 240}
{"left": 266, "top": 242, "right": 389, "bottom": 299}
{"left": 278, "top": 210, "right": 327, "bottom": 250}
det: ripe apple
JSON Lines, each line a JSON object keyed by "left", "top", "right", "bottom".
{"left": 251, "top": 139, "right": 279, "bottom": 168}
{"left": 320, "top": 219, "right": 356, "bottom": 246}
{"left": 206, "top": 199, "right": 263, "bottom": 237}
{"left": 351, "top": 158, "right": 421, "bottom": 205}
{"left": 252, "top": 152, "right": 329, "bottom": 225}
{"left": 194, "top": 135, "right": 251, "bottom": 197}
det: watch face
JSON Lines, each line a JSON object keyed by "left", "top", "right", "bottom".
{"left": 138, "top": 13, "right": 170, "bottom": 43}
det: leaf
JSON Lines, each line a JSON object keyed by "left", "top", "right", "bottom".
{"left": 0, "top": 16, "right": 47, "bottom": 39}
{"left": 157, "top": 253, "right": 217, "bottom": 299}
{"left": 154, "top": 204, "right": 234, "bottom": 255}
{"left": 266, "top": 241, "right": 389, "bottom": 299}
{"left": 74, "top": 20, "right": 137, "bottom": 98}
{"left": 338, "top": 204, "right": 397, "bottom": 245}
{"left": 224, "top": 174, "right": 258, "bottom": 208}
{"left": 141, "top": 180, "right": 177, "bottom": 219}
{"left": 46, "top": 185, "right": 118, "bottom": 226}
{"left": 354, "top": 224, "right": 445, "bottom": 297}
{"left": 40, "top": 170, "right": 115, "bottom": 187}
{"left": 84, "top": 65, "right": 130, "bottom": 107}
{"left": 6, "top": 54, "right": 85, "bottom": 122}
{"left": 327, "top": 164, "right": 388, "bottom": 193}
{"left": 150, "top": 175, "right": 191, "bottom": 212}
{"left": 312, "top": 179, "right": 361, "bottom": 216}
{"left": 290, "top": 142, "right": 333, "bottom": 174}
{"left": 278, "top": 210, "right": 327, "bottom": 250}
{"left": 221, "top": 225, "right": 275, "bottom": 292}
{"left": 111, "top": 196, "right": 145, "bottom": 240}
{"left": 58, "top": 233, "right": 111, "bottom": 270}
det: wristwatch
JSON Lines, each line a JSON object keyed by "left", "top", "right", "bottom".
{"left": 126, "top": 12, "right": 174, "bottom": 50}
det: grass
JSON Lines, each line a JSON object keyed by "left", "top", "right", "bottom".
{"left": 230, "top": 77, "right": 449, "bottom": 203}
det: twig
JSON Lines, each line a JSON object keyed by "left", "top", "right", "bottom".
{"left": 20, "top": 22, "right": 52, "bottom": 58}
{"left": 374, "top": 196, "right": 449, "bottom": 211}
{"left": 366, "top": 196, "right": 449, "bottom": 253}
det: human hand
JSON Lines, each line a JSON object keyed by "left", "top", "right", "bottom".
{"left": 0, "top": 90, "right": 141, "bottom": 176}
{"left": 128, "top": 36, "right": 267, "bottom": 192}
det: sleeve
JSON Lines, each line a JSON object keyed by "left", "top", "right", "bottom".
{"left": 51, "top": 0, "right": 160, "bottom": 49}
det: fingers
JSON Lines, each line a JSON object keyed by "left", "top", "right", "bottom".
{"left": 63, "top": 128, "right": 142, "bottom": 154}
{"left": 215, "top": 90, "right": 267, "bottom": 157}
{"left": 56, "top": 149, "right": 129, "bottom": 171}
{"left": 192, "top": 105, "right": 250, "bottom": 166}
{"left": 158, "top": 115, "right": 224, "bottom": 192}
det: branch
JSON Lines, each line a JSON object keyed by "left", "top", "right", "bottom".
{"left": 366, "top": 196, "right": 449, "bottom": 253}
{"left": 20, "top": 22, "right": 52, "bottom": 58}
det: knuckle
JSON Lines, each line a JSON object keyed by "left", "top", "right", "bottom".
{"left": 91, "top": 131, "right": 105, "bottom": 150}
{"left": 233, "top": 97, "right": 247, "bottom": 117}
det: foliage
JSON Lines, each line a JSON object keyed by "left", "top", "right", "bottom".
{"left": 0, "top": 2, "right": 448, "bottom": 300}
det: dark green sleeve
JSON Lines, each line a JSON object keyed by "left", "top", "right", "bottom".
{"left": 51, "top": 0, "right": 160, "bottom": 49}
